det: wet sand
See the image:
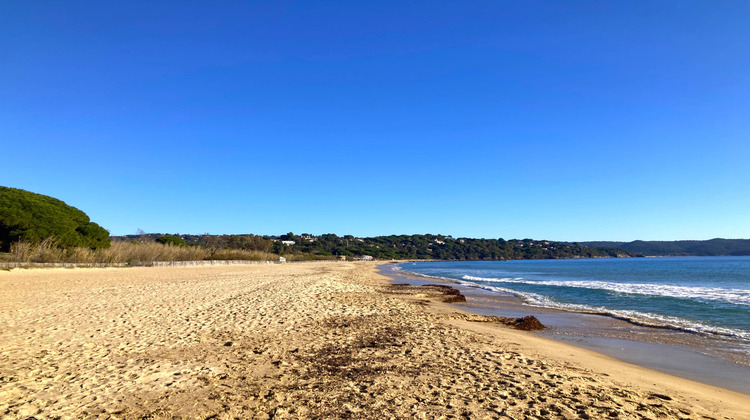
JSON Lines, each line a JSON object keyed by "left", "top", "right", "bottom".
{"left": 1, "top": 262, "right": 748, "bottom": 419}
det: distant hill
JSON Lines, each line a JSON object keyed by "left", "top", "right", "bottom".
{"left": 580, "top": 239, "right": 750, "bottom": 256}
{"left": 114, "top": 233, "right": 636, "bottom": 260}
{"left": 0, "top": 186, "right": 110, "bottom": 251}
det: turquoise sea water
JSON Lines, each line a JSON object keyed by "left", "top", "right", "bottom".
{"left": 397, "top": 257, "right": 750, "bottom": 342}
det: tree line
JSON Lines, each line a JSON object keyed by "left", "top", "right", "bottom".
{"left": 1, "top": 186, "right": 636, "bottom": 261}
{"left": 115, "top": 232, "right": 636, "bottom": 260}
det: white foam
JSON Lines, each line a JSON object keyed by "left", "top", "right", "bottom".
{"left": 467, "top": 282, "right": 750, "bottom": 340}
{"left": 398, "top": 265, "right": 750, "bottom": 340}
{"left": 398, "top": 270, "right": 457, "bottom": 282}
{"left": 462, "top": 275, "right": 750, "bottom": 306}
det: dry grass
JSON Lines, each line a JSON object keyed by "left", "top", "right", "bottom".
{"left": 281, "top": 253, "right": 339, "bottom": 261}
{"left": 208, "top": 248, "right": 277, "bottom": 261}
{"left": 10, "top": 238, "right": 65, "bottom": 263}
{"left": 7, "top": 240, "right": 278, "bottom": 264}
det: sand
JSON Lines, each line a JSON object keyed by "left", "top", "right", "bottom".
{"left": 0, "top": 262, "right": 748, "bottom": 419}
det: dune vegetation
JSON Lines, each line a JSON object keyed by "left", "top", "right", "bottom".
{"left": 3, "top": 239, "right": 279, "bottom": 265}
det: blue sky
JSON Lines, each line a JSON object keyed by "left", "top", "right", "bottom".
{"left": 2, "top": 1, "right": 749, "bottom": 241}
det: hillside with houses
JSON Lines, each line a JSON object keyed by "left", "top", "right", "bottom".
{"left": 113, "top": 233, "right": 635, "bottom": 261}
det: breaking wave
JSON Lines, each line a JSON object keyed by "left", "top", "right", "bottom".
{"left": 462, "top": 275, "right": 750, "bottom": 306}
{"left": 457, "top": 280, "right": 750, "bottom": 340}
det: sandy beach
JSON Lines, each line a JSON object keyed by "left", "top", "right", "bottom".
{"left": 1, "top": 262, "right": 748, "bottom": 419}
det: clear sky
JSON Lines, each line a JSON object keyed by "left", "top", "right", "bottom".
{"left": 2, "top": 1, "right": 749, "bottom": 241}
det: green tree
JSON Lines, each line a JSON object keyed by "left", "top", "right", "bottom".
{"left": 0, "top": 186, "right": 110, "bottom": 251}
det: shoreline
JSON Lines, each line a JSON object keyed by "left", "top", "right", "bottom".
{"left": 380, "top": 262, "right": 750, "bottom": 395}
{"left": 1, "top": 262, "right": 748, "bottom": 418}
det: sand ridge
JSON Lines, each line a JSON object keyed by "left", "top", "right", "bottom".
{"left": 0, "top": 262, "right": 748, "bottom": 419}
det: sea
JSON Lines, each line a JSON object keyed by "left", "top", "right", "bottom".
{"left": 396, "top": 257, "right": 750, "bottom": 345}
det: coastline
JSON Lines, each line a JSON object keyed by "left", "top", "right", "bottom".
{"left": 1, "top": 262, "right": 748, "bottom": 418}
{"left": 380, "top": 262, "right": 750, "bottom": 395}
